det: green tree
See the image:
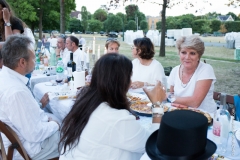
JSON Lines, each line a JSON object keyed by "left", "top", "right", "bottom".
{"left": 88, "top": 12, "right": 92, "bottom": 20}
{"left": 201, "top": 21, "right": 212, "bottom": 33}
{"left": 136, "top": 11, "right": 146, "bottom": 27}
{"left": 88, "top": 19, "right": 103, "bottom": 32}
{"left": 8, "top": 0, "right": 75, "bottom": 38}
{"left": 81, "top": 6, "right": 88, "bottom": 32}
{"left": 116, "top": 12, "right": 127, "bottom": 26}
{"left": 227, "top": 12, "right": 239, "bottom": 21}
{"left": 110, "top": 0, "right": 211, "bottom": 57}
{"left": 68, "top": 18, "right": 83, "bottom": 32}
{"left": 125, "top": 4, "right": 139, "bottom": 21}
{"left": 104, "top": 15, "right": 123, "bottom": 31}
{"left": 93, "top": 9, "right": 107, "bottom": 22}
{"left": 140, "top": 20, "right": 148, "bottom": 31}
{"left": 156, "top": 21, "right": 161, "bottom": 30}
{"left": 127, "top": 20, "right": 136, "bottom": 30}
{"left": 211, "top": 20, "right": 221, "bottom": 32}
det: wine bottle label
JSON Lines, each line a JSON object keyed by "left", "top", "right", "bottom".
{"left": 67, "top": 67, "right": 72, "bottom": 76}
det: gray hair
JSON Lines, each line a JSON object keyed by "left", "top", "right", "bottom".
{"left": 176, "top": 35, "right": 205, "bottom": 57}
{"left": 2, "top": 35, "right": 33, "bottom": 69}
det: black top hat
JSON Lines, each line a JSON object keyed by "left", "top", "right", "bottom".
{"left": 146, "top": 110, "right": 216, "bottom": 160}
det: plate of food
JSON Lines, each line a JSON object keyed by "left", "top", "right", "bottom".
{"left": 48, "top": 91, "right": 76, "bottom": 100}
{"left": 170, "top": 108, "right": 212, "bottom": 125}
{"left": 130, "top": 101, "right": 169, "bottom": 117}
{"left": 127, "top": 92, "right": 147, "bottom": 101}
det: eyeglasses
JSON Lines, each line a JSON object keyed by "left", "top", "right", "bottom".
{"left": 131, "top": 46, "right": 137, "bottom": 50}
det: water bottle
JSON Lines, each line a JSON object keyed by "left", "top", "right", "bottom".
{"left": 56, "top": 58, "right": 64, "bottom": 83}
{"left": 50, "top": 47, "right": 56, "bottom": 66}
{"left": 212, "top": 93, "right": 231, "bottom": 154}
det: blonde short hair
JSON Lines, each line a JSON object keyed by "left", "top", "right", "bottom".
{"left": 176, "top": 35, "right": 205, "bottom": 57}
{"left": 105, "top": 39, "right": 120, "bottom": 49}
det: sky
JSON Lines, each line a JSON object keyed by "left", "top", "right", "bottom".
{"left": 75, "top": 0, "right": 240, "bottom": 17}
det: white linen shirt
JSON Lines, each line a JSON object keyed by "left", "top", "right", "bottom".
{"left": 131, "top": 58, "right": 166, "bottom": 87}
{"left": 60, "top": 48, "right": 71, "bottom": 68}
{"left": 0, "top": 66, "right": 59, "bottom": 159}
{"left": 168, "top": 61, "right": 217, "bottom": 113}
{"left": 73, "top": 48, "right": 87, "bottom": 69}
{"left": 60, "top": 102, "right": 159, "bottom": 160}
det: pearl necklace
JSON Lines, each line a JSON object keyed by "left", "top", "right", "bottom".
{"left": 180, "top": 64, "right": 197, "bottom": 88}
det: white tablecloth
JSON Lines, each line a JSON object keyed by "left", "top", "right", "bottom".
{"left": 30, "top": 73, "right": 56, "bottom": 89}
{"left": 33, "top": 82, "right": 240, "bottom": 159}
{"left": 33, "top": 82, "right": 74, "bottom": 121}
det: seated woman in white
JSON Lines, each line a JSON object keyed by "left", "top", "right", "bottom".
{"left": 59, "top": 53, "right": 163, "bottom": 160}
{"left": 130, "top": 37, "right": 166, "bottom": 89}
{"left": 168, "top": 35, "right": 217, "bottom": 113}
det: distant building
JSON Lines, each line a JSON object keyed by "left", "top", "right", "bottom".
{"left": 146, "top": 11, "right": 161, "bottom": 30}
{"left": 71, "top": 11, "right": 81, "bottom": 20}
{"left": 216, "top": 15, "right": 234, "bottom": 22}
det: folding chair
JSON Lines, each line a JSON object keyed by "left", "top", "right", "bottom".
{"left": 213, "top": 92, "right": 240, "bottom": 120}
{"left": 0, "top": 121, "right": 58, "bottom": 160}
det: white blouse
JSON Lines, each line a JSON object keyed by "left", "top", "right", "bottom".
{"left": 60, "top": 102, "right": 159, "bottom": 160}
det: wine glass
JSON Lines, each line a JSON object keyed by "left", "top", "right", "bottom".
{"left": 55, "top": 75, "right": 63, "bottom": 90}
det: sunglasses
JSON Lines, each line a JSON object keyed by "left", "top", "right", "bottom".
{"left": 131, "top": 46, "right": 137, "bottom": 50}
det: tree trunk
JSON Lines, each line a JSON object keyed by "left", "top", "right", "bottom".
{"left": 60, "top": 0, "right": 65, "bottom": 34}
{"left": 39, "top": 0, "right": 43, "bottom": 39}
{"left": 159, "top": 0, "right": 167, "bottom": 57}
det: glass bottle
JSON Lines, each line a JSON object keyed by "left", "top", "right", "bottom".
{"left": 213, "top": 93, "right": 231, "bottom": 154}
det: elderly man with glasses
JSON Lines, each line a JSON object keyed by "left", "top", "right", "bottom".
{"left": 56, "top": 34, "right": 71, "bottom": 67}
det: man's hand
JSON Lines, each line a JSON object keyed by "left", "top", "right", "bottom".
{"left": 40, "top": 93, "right": 49, "bottom": 108}
{"left": 143, "top": 81, "right": 166, "bottom": 104}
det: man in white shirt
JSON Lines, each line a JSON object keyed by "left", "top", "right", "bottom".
{"left": 56, "top": 34, "right": 71, "bottom": 67}
{"left": 0, "top": 35, "right": 60, "bottom": 160}
{"left": 66, "top": 36, "right": 86, "bottom": 69}
{"left": 78, "top": 36, "right": 86, "bottom": 50}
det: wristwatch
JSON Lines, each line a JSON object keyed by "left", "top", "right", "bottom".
{"left": 4, "top": 22, "right": 11, "bottom": 27}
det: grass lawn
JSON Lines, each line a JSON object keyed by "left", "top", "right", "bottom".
{"left": 38, "top": 33, "right": 240, "bottom": 95}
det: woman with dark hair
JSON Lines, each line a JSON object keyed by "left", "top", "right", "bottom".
{"left": 0, "top": 0, "right": 24, "bottom": 48}
{"left": 59, "top": 53, "right": 160, "bottom": 160}
{"left": 131, "top": 37, "right": 166, "bottom": 89}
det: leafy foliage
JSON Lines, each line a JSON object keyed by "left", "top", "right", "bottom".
{"left": 140, "top": 20, "right": 148, "bottom": 31}
{"left": 88, "top": 19, "right": 103, "bottom": 32}
{"left": 127, "top": 20, "right": 136, "bottom": 30}
{"left": 210, "top": 20, "right": 221, "bottom": 32}
{"left": 93, "top": 9, "right": 107, "bottom": 22}
{"left": 68, "top": 18, "right": 83, "bottom": 32}
{"left": 104, "top": 15, "right": 123, "bottom": 31}
{"left": 224, "top": 21, "right": 240, "bottom": 32}
{"left": 81, "top": 6, "right": 88, "bottom": 32}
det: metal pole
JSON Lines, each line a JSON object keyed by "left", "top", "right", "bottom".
{"left": 122, "top": 15, "right": 124, "bottom": 41}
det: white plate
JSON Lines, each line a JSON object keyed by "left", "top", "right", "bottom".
{"left": 128, "top": 92, "right": 148, "bottom": 100}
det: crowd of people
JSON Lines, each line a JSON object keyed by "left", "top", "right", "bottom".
{"left": 0, "top": 0, "right": 220, "bottom": 159}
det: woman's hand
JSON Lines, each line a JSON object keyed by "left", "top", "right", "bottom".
{"left": 143, "top": 81, "right": 166, "bottom": 103}
{"left": 171, "top": 103, "right": 188, "bottom": 108}
{"left": 131, "top": 81, "right": 144, "bottom": 89}
{"left": 2, "top": 7, "right": 11, "bottom": 23}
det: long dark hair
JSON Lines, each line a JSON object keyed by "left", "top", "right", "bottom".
{"left": 59, "top": 53, "right": 133, "bottom": 154}
{"left": 133, "top": 37, "right": 155, "bottom": 60}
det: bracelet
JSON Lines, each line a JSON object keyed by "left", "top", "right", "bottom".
{"left": 152, "top": 101, "right": 161, "bottom": 108}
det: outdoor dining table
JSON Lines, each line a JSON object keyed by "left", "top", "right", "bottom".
{"left": 30, "top": 73, "right": 56, "bottom": 89}
{"left": 33, "top": 82, "right": 240, "bottom": 159}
